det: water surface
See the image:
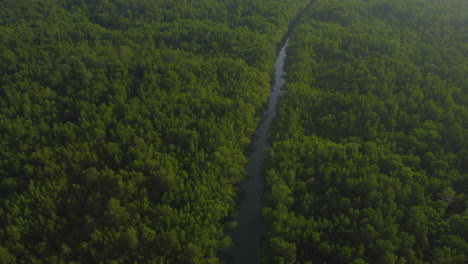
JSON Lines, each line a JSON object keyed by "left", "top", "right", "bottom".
{"left": 231, "top": 39, "right": 289, "bottom": 264}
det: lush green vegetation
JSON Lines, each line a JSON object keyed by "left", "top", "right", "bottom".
{"left": 2, "top": 0, "right": 467, "bottom": 263}
{"left": 263, "top": 0, "right": 468, "bottom": 263}
{"left": 0, "top": 0, "right": 310, "bottom": 263}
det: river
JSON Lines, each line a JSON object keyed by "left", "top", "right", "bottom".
{"left": 230, "top": 39, "right": 289, "bottom": 264}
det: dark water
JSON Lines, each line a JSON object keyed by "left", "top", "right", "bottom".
{"left": 231, "top": 39, "right": 289, "bottom": 264}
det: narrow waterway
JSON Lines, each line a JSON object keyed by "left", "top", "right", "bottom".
{"left": 231, "top": 39, "right": 289, "bottom": 264}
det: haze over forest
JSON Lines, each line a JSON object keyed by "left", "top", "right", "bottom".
{"left": 0, "top": 0, "right": 466, "bottom": 263}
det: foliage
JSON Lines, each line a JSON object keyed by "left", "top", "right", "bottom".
{"left": 264, "top": 0, "right": 468, "bottom": 263}
{"left": 0, "top": 0, "right": 310, "bottom": 263}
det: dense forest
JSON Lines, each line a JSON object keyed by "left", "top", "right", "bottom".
{"left": 263, "top": 0, "right": 468, "bottom": 263}
{"left": 1, "top": 0, "right": 467, "bottom": 263}
{"left": 0, "top": 0, "right": 311, "bottom": 263}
